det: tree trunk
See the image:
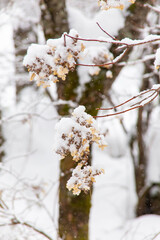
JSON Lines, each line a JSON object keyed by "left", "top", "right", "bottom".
{"left": 125, "top": 0, "right": 160, "bottom": 216}
{"left": 41, "top": 0, "right": 160, "bottom": 238}
{"left": 59, "top": 155, "right": 91, "bottom": 240}
{"left": 40, "top": 1, "right": 122, "bottom": 239}
{"left": 41, "top": 0, "right": 69, "bottom": 39}
{"left": 13, "top": 1, "right": 39, "bottom": 96}
{"left": 41, "top": 1, "right": 92, "bottom": 239}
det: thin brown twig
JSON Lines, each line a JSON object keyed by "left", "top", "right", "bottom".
{"left": 95, "top": 88, "right": 160, "bottom": 118}
{"left": 117, "top": 37, "right": 160, "bottom": 51}
{"left": 144, "top": 3, "right": 160, "bottom": 14}
{"left": 76, "top": 47, "right": 129, "bottom": 67}
{"left": 22, "top": 221, "right": 53, "bottom": 240}
{"left": 0, "top": 220, "right": 53, "bottom": 240}
{"left": 117, "top": 54, "right": 155, "bottom": 66}
{"left": 64, "top": 33, "right": 128, "bottom": 46}
{"left": 97, "top": 88, "right": 159, "bottom": 110}
{"left": 125, "top": 37, "right": 160, "bottom": 48}
{"left": 64, "top": 33, "right": 160, "bottom": 50}
{"left": 152, "top": 231, "right": 160, "bottom": 240}
{"left": 96, "top": 22, "right": 117, "bottom": 41}
{"left": 64, "top": 33, "right": 160, "bottom": 68}
{"left": 130, "top": 91, "right": 157, "bottom": 107}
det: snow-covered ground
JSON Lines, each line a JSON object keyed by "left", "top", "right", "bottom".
{"left": 0, "top": 0, "right": 160, "bottom": 239}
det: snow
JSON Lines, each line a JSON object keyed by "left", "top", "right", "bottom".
{"left": 8, "top": 0, "right": 41, "bottom": 31}
{"left": 67, "top": 4, "right": 125, "bottom": 41}
{"left": 152, "top": 84, "right": 160, "bottom": 90}
{"left": 54, "top": 105, "right": 106, "bottom": 162}
{"left": 88, "top": 59, "right": 144, "bottom": 238}
{"left": 0, "top": 225, "right": 45, "bottom": 240}
{"left": 83, "top": 45, "right": 113, "bottom": 75}
{"left": 54, "top": 106, "right": 107, "bottom": 195}
{"left": 120, "top": 215, "right": 160, "bottom": 240}
{"left": 97, "top": 0, "right": 135, "bottom": 11}
{"left": 67, "top": 164, "right": 104, "bottom": 195}
{"left": 23, "top": 29, "right": 84, "bottom": 86}
{"left": 67, "top": 2, "right": 125, "bottom": 97}
{"left": 90, "top": 144, "right": 137, "bottom": 239}
{"left": 0, "top": 13, "right": 15, "bottom": 108}
{"left": 146, "top": 106, "right": 160, "bottom": 184}
{"left": 121, "top": 34, "right": 160, "bottom": 46}
{"left": 1, "top": 0, "right": 160, "bottom": 239}
{"left": 155, "top": 48, "right": 160, "bottom": 69}
{"left": 0, "top": 85, "right": 60, "bottom": 238}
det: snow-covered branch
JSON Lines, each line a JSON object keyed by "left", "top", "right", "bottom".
{"left": 23, "top": 25, "right": 160, "bottom": 88}
{"left": 96, "top": 84, "right": 160, "bottom": 117}
{"left": 97, "top": 0, "right": 136, "bottom": 11}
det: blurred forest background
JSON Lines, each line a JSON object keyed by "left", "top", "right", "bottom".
{"left": 0, "top": 0, "right": 160, "bottom": 239}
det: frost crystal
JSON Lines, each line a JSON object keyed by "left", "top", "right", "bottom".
{"left": 54, "top": 106, "right": 107, "bottom": 195}
{"left": 23, "top": 29, "right": 85, "bottom": 87}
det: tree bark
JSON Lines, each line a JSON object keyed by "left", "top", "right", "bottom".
{"left": 125, "top": 0, "right": 160, "bottom": 216}
{"left": 41, "top": 0, "right": 160, "bottom": 238}
{"left": 13, "top": 1, "right": 39, "bottom": 96}
{"left": 41, "top": 0, "right": 69, "bottom": 39}
{"left": 41, "top": 1, "right": 92, "bottom": 239}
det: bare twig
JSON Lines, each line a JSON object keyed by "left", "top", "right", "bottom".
{"left": 117, "top": 37, "right": 160, "bottom": 51}
{"left": 76, "top": 47, "right": 129, "bottom": 67}
{"left": 0, "top": 219, "right": 53, "bottom": 240}
{"left": 95, "top": 87, "right": 160, "bottom": 118}
{"left": 64, "top": 33, "right": 125, "bottom": 45}
{"left": 64, "top": 32, "right": 160, "bottom": 68}
{"left": 64, "top": 32, "right": 160, "bottom": 50}
{"left": 117, "top": 54, "right": 155, "bottom": 66}
{"left": 152, "top": 231, "right": 160, "bottom": 240}
{"left": 0, "top": 112, "right": 59, "bottom": 125}
{"left": 144, "top": 3, "right": 160, "bottom": 14}
{"left": 96, "top": 22, "right": 117, "bottom": 41}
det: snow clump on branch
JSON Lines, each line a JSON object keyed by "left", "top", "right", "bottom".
{"left": 54, "top": 106, "right": 106, "bottom": 195}
{"left": 85, "top": 46, "right": 113, "bottom": 75}
{"left": 23, "top": 29, "right": 85, "bottom": 88}
{"left": 23, "top": 28, "right": 116, "bottom": 87}
{"left": 67, "top": 164, "right": 104, "bottom": 195}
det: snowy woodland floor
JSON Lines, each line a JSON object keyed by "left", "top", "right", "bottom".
{"left": 0, "top": 0, "right": 160, "bottom": 239}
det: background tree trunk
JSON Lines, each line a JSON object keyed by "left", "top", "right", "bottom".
{"left": 126, "top": 0, "right": 160, "bottom": 216}
{"left": 0, "top": 110, "right": 5, "bottom": 162}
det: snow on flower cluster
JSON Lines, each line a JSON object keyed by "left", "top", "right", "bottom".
{"left": 98, "top": 0, "right": 136, "bottom": 10}
{"left": 67, "top": 164, "right": 104, "bottom": 195}
{"left": 85, "top": 46, "right": 113, "bottom": 76}
{"left": 23, "top": 29, "right": 85, "bottom": 88}
{"left": 55, "top": 106, "right": 107, "bottom": 195}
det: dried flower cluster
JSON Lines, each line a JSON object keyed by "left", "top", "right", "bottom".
{"left": 55, "top": 106, "right": 107, "bottom": 195}
{"left": 67, "top": 164, "right": 104, "bottom": 195}
{"left": 23, "top": 29, "right": 85, "bottom": 87}
{"left": 98, "top": 0, "right": 136, "bottom": 10}
{"left": 86, "top": 46, "right": 113, "bottom": 75}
